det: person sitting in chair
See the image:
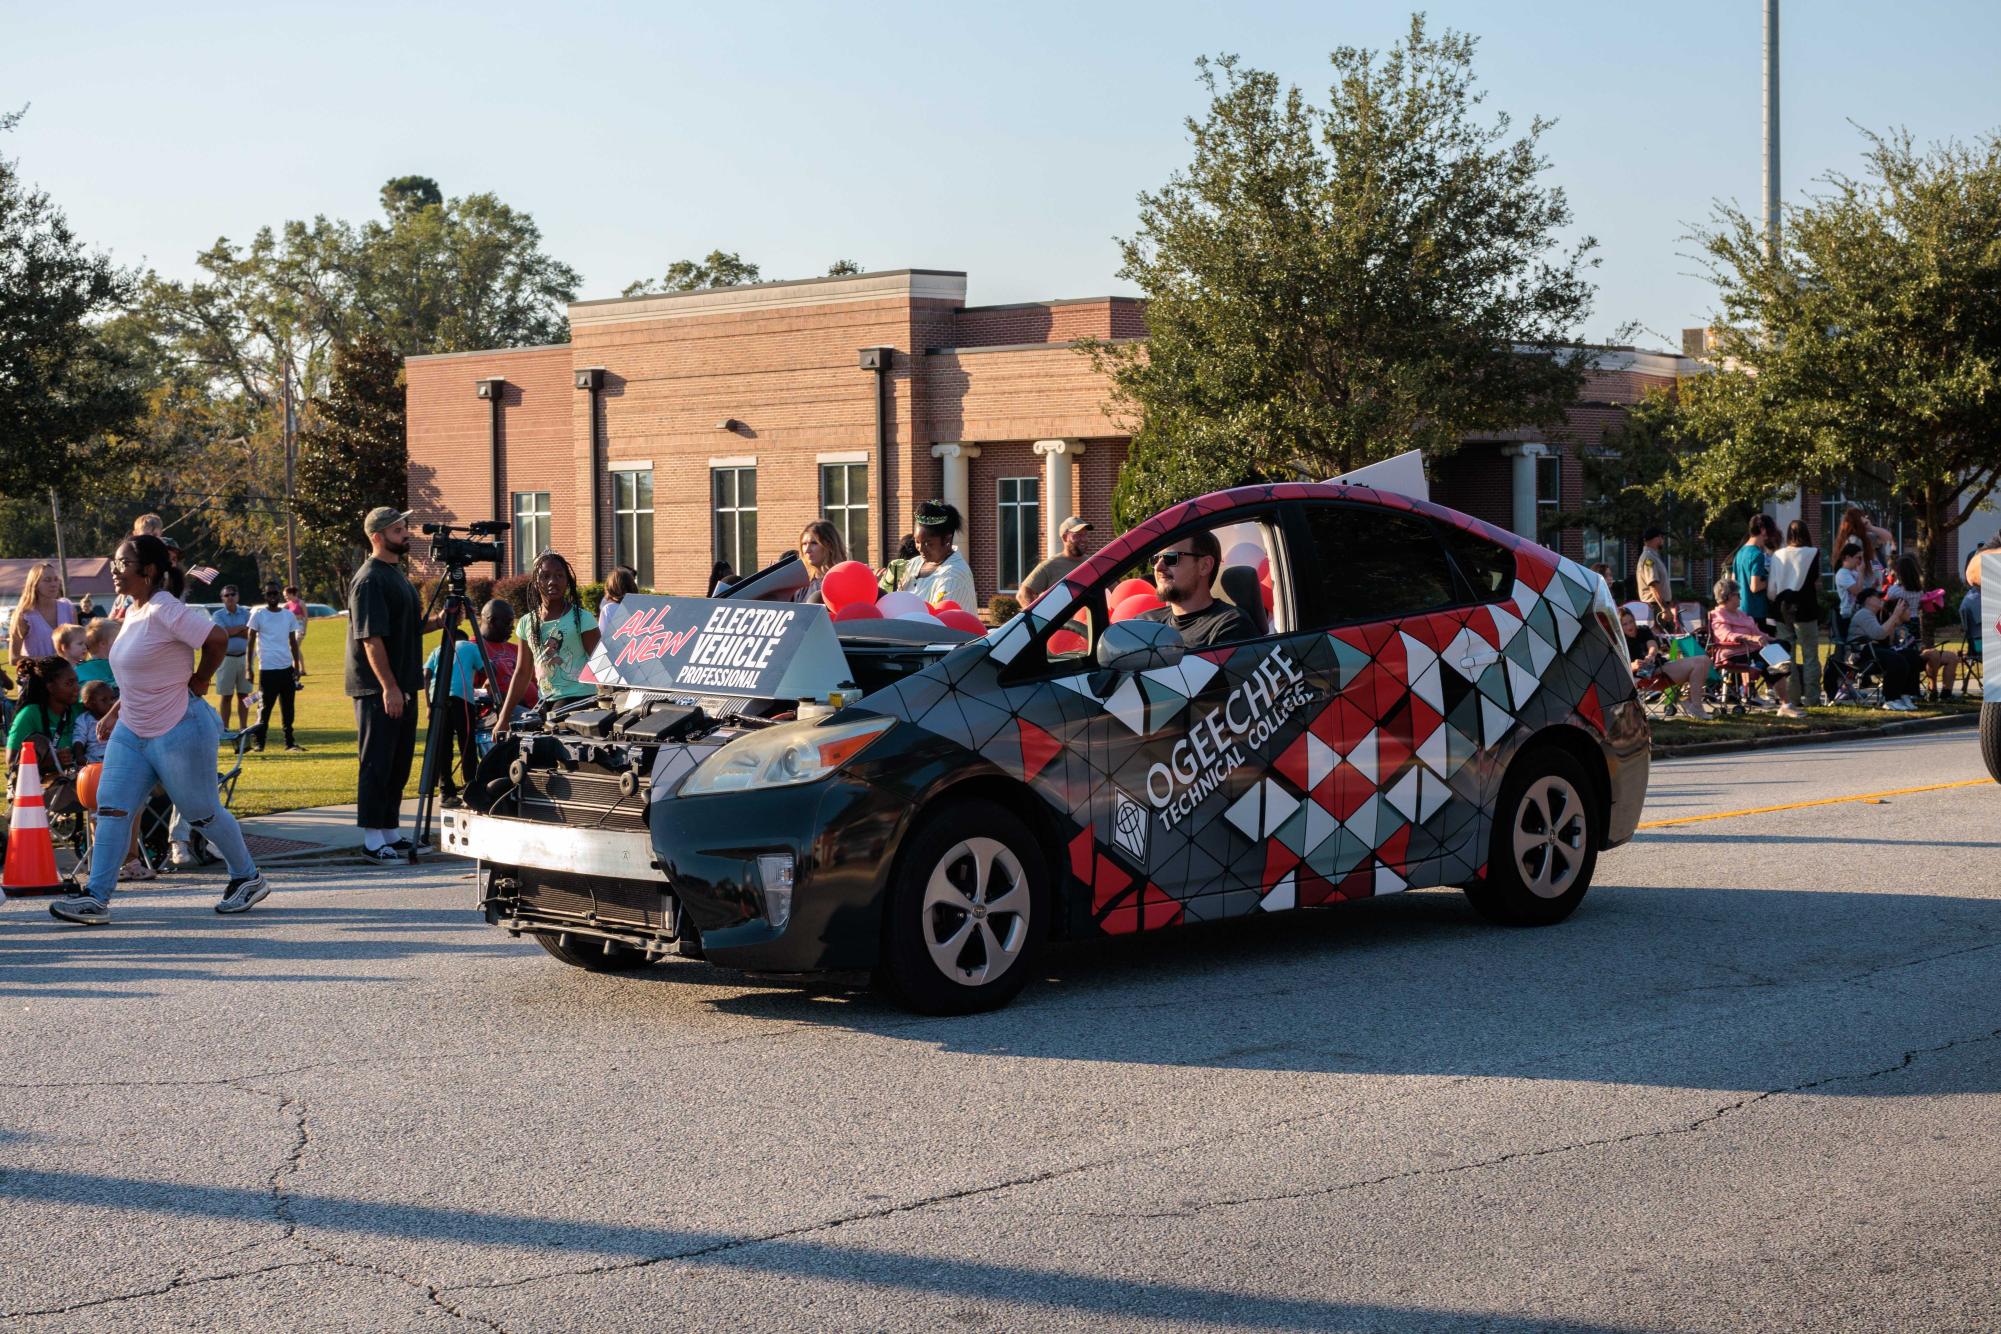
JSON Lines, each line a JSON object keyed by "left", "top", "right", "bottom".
{"left": 1620, "top": 608, "right": 1712, "bottom": 720}
{"left": 1708, "top": 576, "right": 1804, "bottom": 718}
{"left": 1849, "top": 584, "right": 1923, "bottom": 712}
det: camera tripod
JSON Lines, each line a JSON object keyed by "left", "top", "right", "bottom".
{"left": 410, "top": 562, "right": 504, "bottom": 861}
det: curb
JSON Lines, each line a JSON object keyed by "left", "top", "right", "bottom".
{"left": 1652, "top": 710, "right": 1978, "bottom": 760}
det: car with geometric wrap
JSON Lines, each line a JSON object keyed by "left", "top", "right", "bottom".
{"left": 444, "top": 481, "right": 1649, "bottom": 1013}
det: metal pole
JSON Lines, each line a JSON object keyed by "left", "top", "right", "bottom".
{"left": 1763, "top": 0, "right": 1780, "bottom": 256}
{"left": 48, "top": 489, "right": 69, "bottom": 599}
{"left": 284, "top": 358, "right": 300, "bottom": 587}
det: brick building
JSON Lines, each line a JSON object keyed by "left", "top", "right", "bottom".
{"left": 406, "top": 268, "right": 1735, "bottom": 609}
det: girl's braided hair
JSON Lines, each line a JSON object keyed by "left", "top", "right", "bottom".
{"left": 17, "top": 654, "right": 74, "bottom": 712}
{"left": 531, "top": 551, "right": 585, "bottom": 635}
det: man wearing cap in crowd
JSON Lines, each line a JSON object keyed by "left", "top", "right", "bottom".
{"left": 347, "top": 506, "right": 452, "bottom": 864}
{"left": 1017, "top": 516, "right": 1094, "bottom": 607}
{"left": 209, "top": 585, "right": 254, "bottom": 731}
{"left": 1635, "top": 526, "right": 1676, "bottom": 629}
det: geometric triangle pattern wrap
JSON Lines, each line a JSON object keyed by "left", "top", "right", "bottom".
{"left": 870, "top": 482, "right": 1636, "bottom": 940}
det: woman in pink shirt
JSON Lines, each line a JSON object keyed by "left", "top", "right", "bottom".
{"left": 50, "top": 535, "right": 269, "bottom": 924}
{"left": 1708, "top": 576, "right": 1803, "bottom": 719}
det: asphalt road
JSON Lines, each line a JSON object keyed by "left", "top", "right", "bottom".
{"left": 2, "top": 729, "right": 1996, "bottom": 1333}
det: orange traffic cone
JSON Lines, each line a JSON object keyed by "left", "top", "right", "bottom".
{"left": 3, "top": 742, "right": 65, "bottom": 897}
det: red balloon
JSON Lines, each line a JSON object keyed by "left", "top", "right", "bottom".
{"left": 1048, "top": 630, "right": 1088, "bottom": 656}
{"left": 1256, "top": 554, "right": 1271, "bottom": 582}
{"left": 1260, "top": 583, "right": 1274, "bottom": 612}
{"left": 1110, "top": 592, "right": 1164, "bottom": 622}
{"left": 934, "top": 600, "right": 962, "bottom": 613}
{"left": 1111, "top": 578, "right": 1155, "bottom": 606}
{"left": 833, "top": 601, "right": 883, "bottom": 621}
{"left": 821, "top": 560, "right": 878, "bottom": 612}
{"left": 936, "top": 609, "right": 986, "bottom": 635}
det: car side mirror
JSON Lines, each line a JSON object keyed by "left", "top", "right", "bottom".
{"left": 1095, "top": 618, "right": 1185, "bottom": 673}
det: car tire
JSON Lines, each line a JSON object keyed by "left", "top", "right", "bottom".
{"left": 533, "top": 931, "right": 654, "bottom": 973}
{"left": 1982, "top": 702, "right": 2001, "bottom": 785}
{"left": 878, "top": 799, "right": 1048, "bottom": 1015}
{"left": 1464, "top": 745, "right": 1600, "bottom": 927}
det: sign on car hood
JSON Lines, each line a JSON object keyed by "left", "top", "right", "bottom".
{"left": 584, "top": 595, "right": 849, "bottom": 699}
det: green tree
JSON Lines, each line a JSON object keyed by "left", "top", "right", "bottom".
{"left": 623, "top": 249, "right": 763, "bottom": 298}
{"left": 826, "top": 259, "right": 865, "bottom": 276}
{"left": 0, "top": 108, "right": 144, "bottom": 496}
{"left": 294, "top": 335, "right": 406, "bottom": 586}
{"left": 1094, "top": 19, "right": 1598, "bottom": 523}
{"left": 1679, "top": 126, "right": 2001, "bottom": 585}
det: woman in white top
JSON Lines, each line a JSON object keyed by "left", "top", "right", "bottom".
{"left": 51, "top": 535, "right": 268, "bottom": 924}
{"left": 897, "top": 500, "right": 976, "bottom": 610}
{"left": 597, "top": 565, "right": 641, "bottom": 641}
{"left": 8, "top": 561, "right": 76, "bottom": 664}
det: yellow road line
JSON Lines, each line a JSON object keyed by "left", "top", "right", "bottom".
{"left": 1637, "top": 779, "right": 1990, "bottom": 830}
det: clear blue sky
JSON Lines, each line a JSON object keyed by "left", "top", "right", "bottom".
{"left": 6, "top": 0, "right": 1998, "bottom": 346}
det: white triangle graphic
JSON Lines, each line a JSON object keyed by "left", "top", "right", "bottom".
{"left": 1304, "top": 799, "right": 1341, "bottom": 853}
{"left": 1506, "top": 659, "right": 1541, "bottom": 708}
{"left": 1261, "top": 872, "right": 1296, "bottom": 913}
{"left": 1481, "top": 696, "right": 1514, "bottom": 747}
{"left": 1306, "top": 733, "right": 1337, "bottom": 789}
{"left": 1399, "top": 631, "right": 1438, "bottom": 677}
{"left": 1488, "top": 605, "right": 1522, "bottom": 649}
{"left": 1374, "top": 865, "right": 1408, "bottom": 896}
{"left": 1417, "top": 769, "right": 1452, "bottom": 823}
{"left": 1410, "top": 660, "right": 1445, "bottom": 713}
{"left": 1525, "top": 629, "right": 1557, "bottom": 675}
{"left": 1383, "top": 767, "right": 1420, "bottom": 822}
{"left": 1224, "top": 785, "right": 1263, "bottom": 841}
{"left": 1417, "top": 724, "right": 1450, "bottom": 777}
{"left": 1348, "top": 728, "right": 1379, "bottom": 785}
{"left": 1551, "top": 604, "right": 1581, "bottom": 651}
{"left": 1259, "top": 780, "right": 1300, "bottom": 837}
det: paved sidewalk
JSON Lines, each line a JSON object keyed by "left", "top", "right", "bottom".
{"left": 239, "top": 797, "right": 424, "bottom": 863}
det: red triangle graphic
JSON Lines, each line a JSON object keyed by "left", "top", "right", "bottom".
{"left": 1018, "top": 718, "right": 1063, "bottom": 783}
{"left": 1264, "top": 839, "right": 1302, "bottom": 889}
{"left": 1068, "top": 830, "right": 1095, "bottom": 888}
{"left": 1578, "top": 683, "right": 1605, "bottom": 733}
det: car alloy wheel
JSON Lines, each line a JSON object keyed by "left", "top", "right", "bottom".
{"left": 1510, "top": 775, "right": 1589, "bottom": 900}
{"left": 921, "top": 837, "right": 1030, "bottom": 987}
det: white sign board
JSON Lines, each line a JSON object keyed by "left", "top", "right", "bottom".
{"left": 1328, "top": 449, "right": 1429, "bottom": 503}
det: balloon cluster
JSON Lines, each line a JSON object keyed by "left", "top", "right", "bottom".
{"left": 819, "top": 561, "right": 986, "bottom": 635}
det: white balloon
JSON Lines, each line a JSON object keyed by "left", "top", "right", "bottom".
{"left": 895, "top": 609, "right": 939, "bottom": 621}
{"left": 1222, "top": 541, "right": 1265, "bottom": 569}
{"left": 877, "top": 591, "right": 928, "bottom": 618}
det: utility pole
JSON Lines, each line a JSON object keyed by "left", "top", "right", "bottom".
{"left": 48, "top": 489, "right": 69, "bottom": 599}
{"left": 283, "top": 356, "right": 300, "bottom": 588}
{"left": 1763, "top": 0, "right": 1780, "bottom": 256}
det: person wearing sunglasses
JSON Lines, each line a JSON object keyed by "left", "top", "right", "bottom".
{"left": 1138, "top": 530, "right": 1254, "bottom": 649}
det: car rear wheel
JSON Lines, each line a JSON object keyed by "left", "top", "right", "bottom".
{"left": 1464, "top": 746, "right": 1599, "bottom": 927}
{"left": 1981, "top": 702, "right": 2001, "bottom": 784}
{"left": 878, "top": 799, "right": 1047, "bottom": 1015}
{"left": 534, "top": 930, "right": 655, "bottom": 973}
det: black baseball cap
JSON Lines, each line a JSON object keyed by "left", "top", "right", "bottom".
{"left": 1641, "top": 526, "right": 1664, "bottom": 542}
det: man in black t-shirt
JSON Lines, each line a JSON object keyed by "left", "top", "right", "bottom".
{"left": 347, "top": 506, "right": 447, "bottom": 862}
{"left": 1139, "top": 529, "right": 1254, "bottom": 650}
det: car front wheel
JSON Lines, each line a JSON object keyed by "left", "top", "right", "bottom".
{"left": 1981, "top": 702, "right": 2001, "bottom": 784}
{"left": 1464, "top": 746, "right": 1600, "bottom": 927}
{"left": 878, "top": 799, "right": 1048, "bottom": 1015}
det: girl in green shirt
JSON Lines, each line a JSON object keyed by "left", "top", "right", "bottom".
{"left": 5, "top": 655, "right": 83, "bottom": 780}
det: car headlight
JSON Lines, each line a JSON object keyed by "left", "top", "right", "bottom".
{"left": 678, "top": 715, "right": 895, "bottom": 796}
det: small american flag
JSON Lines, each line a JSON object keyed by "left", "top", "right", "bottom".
{"left": 188, "top": 564, "right": 220, "bottom": 584}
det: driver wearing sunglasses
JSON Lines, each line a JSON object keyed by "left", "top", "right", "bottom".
{"left": 1138, "top": 529, "right": 1255, "bottom": 649}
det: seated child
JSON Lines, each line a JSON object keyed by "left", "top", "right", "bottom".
{"left": 76, "top": 617, "right": 118, "bottom": 688}
{"left": 73, "top": 679, "right": 115, "bottom": 766}
{"left": 471, "top": 599, "right": 537, "bottom": 715}
{"left": 5, "top": 656, "right": 84, "bottom": 784}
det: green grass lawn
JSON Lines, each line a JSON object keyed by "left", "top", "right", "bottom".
{"left": 219, "top": 618, "right": 446, "bottom": 818}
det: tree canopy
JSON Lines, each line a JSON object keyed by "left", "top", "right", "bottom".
{"left": 295, "top": 334, "right": 406, "bottom": 585}
{"left": 1676, "top": 126, "right": 2001, "bottom": 581}
{"left": 0, "top": 108, "right": 144, "bottom": 497}
{"left": 1096, "top": 17, "right": 1598, "bottom": 523}
{"left": 624, "top": 250, "right": 762, "bottom": 297}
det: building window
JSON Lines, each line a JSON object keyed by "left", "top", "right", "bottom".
{"left": 511, "top": 491, "right": 551, "bottom": 575}
{"left": 713, "top": 466, "right": 757, "bottom": 579}
{"left": 997, "top": 475, "right": 1040, "bottom": 592}
{"left": 820, "top": 463, "right": 868, "bottom": 560}
{"left": 1535, "top": 453, "right": 1562, "bottom": 537}
{"left": 611, "top": 469, "right": 654, "bottom": 588}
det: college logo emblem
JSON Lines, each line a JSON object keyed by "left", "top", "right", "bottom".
{"left": 1112, "top": 788, "right": 1149, "bottom": 862}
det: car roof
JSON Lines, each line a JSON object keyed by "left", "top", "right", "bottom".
{"left": 1063, "top": 480, "right": 1534, "bottom": 595}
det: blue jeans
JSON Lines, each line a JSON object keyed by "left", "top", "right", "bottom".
{"left": 84, "top": 697, "right": 256, "bottom": 902}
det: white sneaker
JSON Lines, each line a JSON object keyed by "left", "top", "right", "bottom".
{"left": 168, "top": 844, "right": 198, "bottom": 870}
{"left": 49, "top": 895, "right": 110, "bottom": 925}
{"left": 1777, "top": 705, "right": 1805, "bottom": 719}
{"left": 1884, "top": 697, "right": 1916, "bottom": 712}
{"left": 216, "top": 873, "right": 271, "bottom": 914}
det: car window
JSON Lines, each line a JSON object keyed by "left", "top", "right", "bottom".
{"left": 1438, "top": 525, "right": 1516, "bottom": 602}
{"left": 1296, "top": 504, "right": 1461, "bottom": 627}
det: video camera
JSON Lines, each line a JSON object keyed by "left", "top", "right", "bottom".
{"left": 423, "top": 519, "right": 509, "bottom": 569}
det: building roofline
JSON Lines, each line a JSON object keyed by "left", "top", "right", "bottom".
{"left": 569, "top": 268, "right": 971, "bottom": 328}
{"left": 404, "top": 342, "right": 572, "bottom": 365}
{"left": 957, "top": 295, "right": 1144, "bottom": 313}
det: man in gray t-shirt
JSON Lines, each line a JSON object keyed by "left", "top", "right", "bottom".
{"left": 1849, "top": 587, "right": 1919, "bottom": 708}
{"left": 1018, "top": 516, "right": 1093, "bottom": 606}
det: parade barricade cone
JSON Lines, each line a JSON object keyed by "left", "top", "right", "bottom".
{"left": 3, "top": 742, "right": 66, "bottom": 897}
